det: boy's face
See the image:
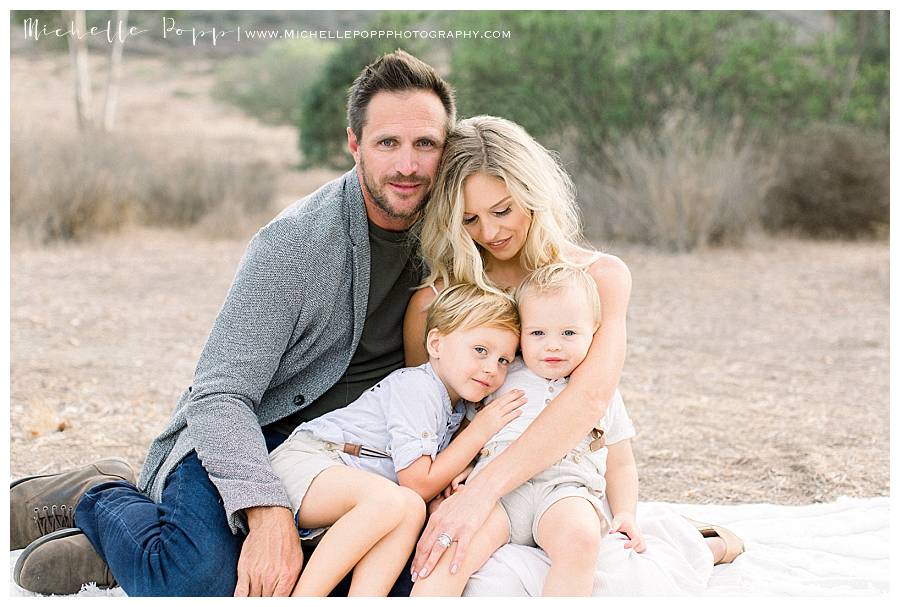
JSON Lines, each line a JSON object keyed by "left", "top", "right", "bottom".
{"left": 427, "top": 325, "right": 519, "bottom": 403}
{"left": 519, "top": 286, "right": 597, "bottom": 380}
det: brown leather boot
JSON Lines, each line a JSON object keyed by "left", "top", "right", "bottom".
{"left": 10, "top": 457, "right": 136, "bottom": 550}
{"left": 14, "top": 528, "right": 117, "bottom": 595}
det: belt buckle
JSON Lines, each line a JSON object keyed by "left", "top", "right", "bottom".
{"left": 589, "top": 427, "right": 605, "bottom": 451}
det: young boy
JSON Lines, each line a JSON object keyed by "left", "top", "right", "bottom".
{"left": 412, "top": 263, "right": 643, "bottom": 596}
{"left": 268, "top": 283, "right": 526, "bottom": 596}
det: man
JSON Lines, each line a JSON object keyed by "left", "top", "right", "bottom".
{"left": 11, "top": 49, "right": 455, "bottom": 597}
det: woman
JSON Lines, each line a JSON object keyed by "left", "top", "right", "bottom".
{"left": 403, "top": 116, "right": 743, "bottom": 592}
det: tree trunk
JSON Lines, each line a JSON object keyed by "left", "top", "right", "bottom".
{"left": 103, "top": 10, "right": 128, "bottom": 132}
{"left": 838, "top": 11, "right": 871, "bottom": 116}
{"left": 66, "top": 10, "right": 93, "bottom": 130}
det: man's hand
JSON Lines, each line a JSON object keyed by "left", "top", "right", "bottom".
{"left": 411, "top": 480, "right": 496, "bottom": 580}
{"left": 234, "top": 506, "right": 303, "bottom": 596}
{"left": 609, "top": 511, "right": 646, "bottom": 553}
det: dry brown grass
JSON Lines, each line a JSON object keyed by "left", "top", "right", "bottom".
{"left": 10, "top": 52, "right": 322, "bottom": 243}
{"left": 580, "top": 113, "right": 776, "bottom": 252}
{"left": 11, "top": 126, "right": 278, "bottom": 242}
{"left": 9, "top": 230, "right": 888, "bottom": 504}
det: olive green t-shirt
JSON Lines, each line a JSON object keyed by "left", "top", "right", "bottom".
{"left": 268, "top": 220, "right": 421, "bottom": 436}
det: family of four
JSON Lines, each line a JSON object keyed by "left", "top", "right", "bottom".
{"left": 11, "top": 50, "right": 743, "bottom": 597}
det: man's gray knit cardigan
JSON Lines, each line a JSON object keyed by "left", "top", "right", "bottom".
{"left": 138, "top": 168, "right": 374, "bottom": 534}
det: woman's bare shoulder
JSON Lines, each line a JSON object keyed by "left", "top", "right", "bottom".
{"left": 564, "top": 245, "right": 630, "bottom": 285}
{"left": 408, "top": 277, "right": 446, "bottom": 312}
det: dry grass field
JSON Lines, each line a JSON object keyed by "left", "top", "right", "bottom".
{"left": 9, "top": 52, "right": 889, "bottom": 505}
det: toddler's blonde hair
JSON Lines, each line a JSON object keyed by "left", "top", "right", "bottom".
{"left": 515, "top": 263, "right": 601, "bottom": 328}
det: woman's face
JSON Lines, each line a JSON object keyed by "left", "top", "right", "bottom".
{"left": 461, "top": 173, "right": 532, "bottom": 263}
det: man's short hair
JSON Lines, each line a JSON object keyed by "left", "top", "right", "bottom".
{"left": 425, "top": 283, "right": 520, "bottom": 342}
{"left": 347, "top": 49, "right": 456, "bottom": 140}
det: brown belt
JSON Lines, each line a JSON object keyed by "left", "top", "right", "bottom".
{"left": 323, "top": 441, "right": 391, "bottom": 459}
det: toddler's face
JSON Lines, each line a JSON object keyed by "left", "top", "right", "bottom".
{"left": 429, "top": 325, "right": 519, "bottom": 403}
{"left": 519, "top": 286, "right": 597, "bottom": 380}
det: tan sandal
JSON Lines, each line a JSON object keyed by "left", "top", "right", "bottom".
{"left": 684, "top": 518, "right": 745, "bottom": 565}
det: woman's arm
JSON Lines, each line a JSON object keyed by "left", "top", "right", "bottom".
{"left": 412, "top": 254, "right": 632, "bottom": 578}
{"left": 403, "top": 284, "right": 439, "bottom": 367}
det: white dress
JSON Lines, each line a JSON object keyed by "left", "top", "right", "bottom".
{"left": 463, "top": 500, "right": 714, "bottom": 596}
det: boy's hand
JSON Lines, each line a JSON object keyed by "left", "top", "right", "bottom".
{"left": 610, "top": 512, "right": 645, "bottom": 553}
{"left": 443, "top": 464, "right": 474, "bottom": 497}
{"left": 470, "top": 389, "right": 526, "bottom": 441}
{"left": 427, "top": 493, "right": 446, "bottom": 517}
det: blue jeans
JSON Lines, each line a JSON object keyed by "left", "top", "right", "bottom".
{"left": 75, "top": 430, "right": 415, "bottom": 597}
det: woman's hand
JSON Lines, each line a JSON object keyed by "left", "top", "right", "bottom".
{"left": 412, "top": 479, "right": 498, "bottom": 580}
{"left": 469, "top": 389, "right": 526, "bottom": 442}
{"left": 609, "top": 511, "right": 645, "bottom": 553}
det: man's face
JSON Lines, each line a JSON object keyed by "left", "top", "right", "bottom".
{"left": 348, "top": 90, "right": 447, "bottom": 230}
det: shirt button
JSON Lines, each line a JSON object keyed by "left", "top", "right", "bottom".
{"left": 548, "top": 386, "right": 554, "bottom": 393}
{"left": 545, "top": 398, "right": 551, "bottom": 404}
{"left": 421, "top": 431, "right": 430, "bottom": 438}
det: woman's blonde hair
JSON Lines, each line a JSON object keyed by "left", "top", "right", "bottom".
{"left": 425, "top": 283, "right": 520, "bottom": 343}
{"left": 515, "top": 263, "right": 601, "bottom": 329}
{"left": 420, "top": 115, "right": 584, "bottom": 294}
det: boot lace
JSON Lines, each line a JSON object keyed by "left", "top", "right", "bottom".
{"left": 32, "top": 504, "right": 75, "bottom": 536}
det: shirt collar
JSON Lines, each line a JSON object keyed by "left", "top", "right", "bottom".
{"left": 422, "top": 362, "right": 456, "bottom": 413}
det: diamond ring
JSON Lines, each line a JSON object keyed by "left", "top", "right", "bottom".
{"left": 437, "top": 532, "right": 453, "bottom": 548}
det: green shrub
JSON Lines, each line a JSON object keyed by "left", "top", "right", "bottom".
{"left": 763, "top": 124, "right": 888, "bottom": 238}
{"left": 212, "top": 38, "right": 334, "bottom": 126}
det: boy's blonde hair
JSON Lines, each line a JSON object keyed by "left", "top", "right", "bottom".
{"left": 515, "top": 263, "right": 601, "bottom": 328}
{"left": 425, "top": 283, "right": 520, "bottom": 341}
{"left": 419, "top": 115, "right": 585, "bottom": 295}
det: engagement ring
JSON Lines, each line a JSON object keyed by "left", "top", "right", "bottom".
{"left": 437, "top": 532, "right": 453, "bottom": 548}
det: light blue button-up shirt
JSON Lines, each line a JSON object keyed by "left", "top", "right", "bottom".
{"left": 297, "top": 363, "right": 465, "bottom": 482}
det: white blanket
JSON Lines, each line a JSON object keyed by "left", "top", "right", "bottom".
{"left": 9, "top": 496, "right": 889, "bottom": 597}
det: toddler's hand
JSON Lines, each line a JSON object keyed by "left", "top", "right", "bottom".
{"left": 610, "top": 512, "right": 646, "bottom": 553}
{"left": 471, "top": 389, "right": 526, "bottom": 440}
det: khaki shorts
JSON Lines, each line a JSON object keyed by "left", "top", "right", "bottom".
{"left": 471, "top": 440, "right": 609, "bottom": 547}
{"left": 269, "top": 429, "right": 346, "bottom": 541}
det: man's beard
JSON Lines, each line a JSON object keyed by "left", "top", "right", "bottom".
{"left": 359, "top": 155, "right": 431, "bottom": 220}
